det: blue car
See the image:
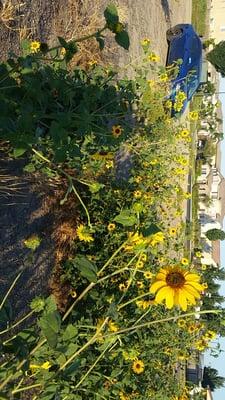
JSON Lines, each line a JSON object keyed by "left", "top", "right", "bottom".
{"left": 166, "top": 24, "right": 202, "bottom": 116}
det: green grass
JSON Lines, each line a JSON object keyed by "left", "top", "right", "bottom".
{"left": 192, "top": 0, "right": 208, "bottom": 36}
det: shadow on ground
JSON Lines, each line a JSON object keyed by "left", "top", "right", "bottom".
{"left": 0, "top": 153, "right": 56, "bottom": 326}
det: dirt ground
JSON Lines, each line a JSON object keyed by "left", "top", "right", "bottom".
{"left": 0, "top": 0, "right": 192, "bottom": 321}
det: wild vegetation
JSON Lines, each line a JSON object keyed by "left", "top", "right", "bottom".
{"left": 0, "top": 3, "right": 225, "bottom": 400}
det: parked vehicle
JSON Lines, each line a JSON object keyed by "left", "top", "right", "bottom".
{"left": 166, "top": 24, "right": 203, "bottom": 116}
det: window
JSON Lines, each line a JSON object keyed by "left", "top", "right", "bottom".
{"left": 220, "top": 26, "right": 225, "bottom": 32}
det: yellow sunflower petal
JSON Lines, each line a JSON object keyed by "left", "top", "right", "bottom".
{"left": 184, "top": 273, "right": 201, "bottom": 282}
{"left": 165, "top": 288, "right": 174, "bottom": 309}
{"left": 155, "top": 286, "right": 173, "bottom": 304}
{"left": 155, "top": 268, "right": 168, "bottom": 278}
{"left": 181, "top": 287, "right": 196, "bottom": 305}
{"left": 149, "top": 280, "right": 166, "bottom": 294}
{"left": 184, "top": 284, "right": 201, "bottom": 299}
{"left": 177, "top": 290, "right": 188, "bottom": 311}
{"left": 155, "top": 272, "right": 167, "bottom": 281}
{"left": 189, "top": 281, "right": 204, "bottom": 291}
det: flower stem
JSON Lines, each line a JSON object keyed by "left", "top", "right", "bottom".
{"left": 63, "top": 241, "right": 128, "bottom": 320}
{"left": 0, "top": 270, "right": 23, "bottom": 311}
{"left": 104, "top": 309, "right": 221, "bottom": 337}
{"left": 31, "top": 148, "right": 91, "bottom": 227}
{"left": 0, "top": 310, "right": 34, "bottom": 336}
{"left": 12, "top": 383, "right": 41, "bottom": 394}
{"left": 75, "top": 341, "right": 113, "bottom": 388}
{"left": 57, "top": 318, "right": 109, "bottom": 372}
{"left": 118, "top": 291, "right": 151, "bottom": 310}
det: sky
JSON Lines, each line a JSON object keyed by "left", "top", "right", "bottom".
{"left": 203, "top": 77, "right": 225, "bottom": 400}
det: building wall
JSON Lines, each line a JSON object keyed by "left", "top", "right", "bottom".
{"left": 210, "top": 0, "right": 225, "bottom": 42}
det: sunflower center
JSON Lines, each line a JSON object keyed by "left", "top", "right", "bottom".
{"left": 166, "top": 272, "right": 185, "bottom": 288}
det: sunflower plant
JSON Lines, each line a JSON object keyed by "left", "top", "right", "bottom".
{"left": 0, "top": 14, "right": 223, "bottom": 399}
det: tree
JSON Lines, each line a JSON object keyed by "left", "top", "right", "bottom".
{"left": 207, "top": 41, "right": 225, "bottom": 77}
{"left": 202, "top": 366, "right": 225, "bottom": 391}
{"left": 206, "top": 228, "right": 225, "bottom": 241}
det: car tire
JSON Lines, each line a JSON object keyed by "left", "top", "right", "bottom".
{"left": 166, "top": 27, "right": 183, "bottom": 41}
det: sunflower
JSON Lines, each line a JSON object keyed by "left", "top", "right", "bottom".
{"left": 133, "top": 190, "right": 142, "bottom": 199}
{"left": 141, "top": 38, "right": 150, "bottom": 46}
{"left": 169, "top": 227, "right": 177, "bottom": 236}
{"left": 140, "top": 253, "right": 147, "bottom": 262}
{"left": 30, "top": 41, "right": 41, "bottom": 53}
{"left": 159, "top": 73, "right": 168, "bottom": 82}
{"left": 149, "top": 267, "right": 204, "bottom": 311}
{"left": 203, "top": 330, "right": 217, "bottom": 340}
{"left": 119, "top": 282, "right": 128, "bottom": 292}
{"left": 136, "top": 280, "right": 144, "bottom": 289}
{"left": 112, "top": 125, "right": 123, "bottom": 138}
{"left": 107, "top": 223, "right": 116, "bottom": 232}
{"left": 189, "top": 111, "right": 199, "bottom": 121}
{"left": 165, "top": 99, "right": 172, "bottom": 109}
{"left": 177, "top": 319, "right": 186, "bottom": 328}
{"left": 119, "top": 392, "right": 129, "bottom": 400}
{"left": 105, "top": 160, "right": 114, "bottom": 169}
{"left": 201, "top": 264, "right": 207, "bottom": 271}
{"left": 144, "top": 271, "right": 153, "bottom": 279}
{"left": 180, "top": 129, "right": 190, "bottom": 138}
{"left": 181, "top": 258, "right": 189, "bottom": 266}
{"left": 136, "top": 299, "right": 153, "bottom": 309}
{"left": 132, "top": 359, "right": 145, "bottom": 374}
{"left": 136, "top": 260, "right": 144, "bottom": 269}
{"left": 188, "top": 324, "right": 197, "bottom": 334}
{"left": 148, "top": 52, "right": 160, "bottom": 62}
{"left": 77, "top": 224, "right": 94, "bottom": 242}
{"left": 135, "top": 175, "right": 143, "bottom": 183}
{"left": 108, "top": 320, "right": 119, "bottom": 332}
{"left": 195, "top": 339, "right": 208, "bottom": 351}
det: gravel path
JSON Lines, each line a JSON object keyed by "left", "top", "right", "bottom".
{"left": 0, "top": 0, "right": 192, "bottom": 321}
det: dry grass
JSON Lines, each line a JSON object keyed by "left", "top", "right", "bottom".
{"left": 31, "top": 176, "right": 81, "bottom": 311}
{"left": 53, "top": 0, "right": 105, "bottom": 68}
{"left": 0, "top": 0, "right": 25, "bottom": 29}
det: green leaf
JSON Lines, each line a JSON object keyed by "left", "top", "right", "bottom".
{"left": 65, "top": 343, "right": 78, "bottom": 357}
{"left": 44, "top": 295, "right": 57, "bottom": 313}
{"left": 104, "top": 4, "right": 119, "bottom": 25}
{"left": 58, "top": 36, "right": 68, "bottom": 48}
{"left": 62, "top": 324, "right": 78, "bottom": 341}
{"left": 54, "top": 147, "right": 67, "bottom": 163}
{"left": 0, "top": 393, "right": 9, "bottom": 400}
{"left": 73, "top": 255, "right": 98, "bottom": 283}
{"left": 96, "top": 37, "right": 105, "bottom": 51}
{"left": 13, "top": 148, "right": 27, "bottom": 158}
{"left": 20, "top": 39, "right": 31, "bottom": 56}
{"left": 115, "top": 30, "right": 130, "bottom": 50}
{"left": 63, "top": 359, "right": 80, "bottom": 377}
{"left": 114, "top": 209, "right": 136, "bottom": 226}
{"left": 23, "top": 163, "right": 36, "bottom": 173}
{"left": 141, "top": 223, "right": 161, "bottom": 237}
{"left": 39, "top": 311, "right": 61, "bottom": 348}
{"left": 24, "top": 235, "right": 41, "bottom": 250}
{"left": 65, "top": 41, "right": 79, "bottom": 63}
{"left": 88, "top": 182, "right": 105, "bottom": 193}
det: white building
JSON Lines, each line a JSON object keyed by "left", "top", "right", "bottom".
{"left": 210, "top": 0, "right": 225, "bottom": 43}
